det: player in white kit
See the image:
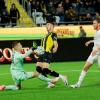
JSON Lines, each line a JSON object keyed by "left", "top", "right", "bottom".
{"left": 70, "top": 18, "right": 100, "bottom": 88}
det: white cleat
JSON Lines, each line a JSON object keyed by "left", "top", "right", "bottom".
{"left": 47, "top": 82, "right": 55, "bottom": 88}
{"left": 70, "top": 84, "right": 80, "bottom": 88}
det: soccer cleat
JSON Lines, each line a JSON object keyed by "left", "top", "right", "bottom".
{"left": 60, "top": 76, "right": 68, "bottom": 86}
{"left": 70, "top": 84, "right": 80, "bottom": 88}
{"left": 47, "top": 82, "right": 55, "bottom": 88}
{"left": 0, "top": 85, "right": 5, "bottom": 91}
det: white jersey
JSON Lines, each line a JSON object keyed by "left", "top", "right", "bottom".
{"left": 87, "top": 30, "right": 100, "bottom": 64}
{"left": 94, "top": 30, "right": 100, "bottom": 47}
{"left": 93, "top": 30, "right": 100, "bottom": 50}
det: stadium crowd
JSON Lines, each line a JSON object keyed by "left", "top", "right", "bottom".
{"left": 0, "top": 0, "right": 20, "bottom": 27}
{"left": 0, "top": 0, "right": 100, "bottom": 27}
{"left": 26, "top": 0, "right": 100, "bottom": 24}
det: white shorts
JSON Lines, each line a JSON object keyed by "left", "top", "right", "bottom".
{"left": 11, "top": 70, "right": 33, "bottom": 85}
{"left": 87, "top": 52, "right": 100, "bottom": 64}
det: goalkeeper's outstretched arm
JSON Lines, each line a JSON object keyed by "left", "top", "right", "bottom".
{"left": 20, "top": 41, "right": 38, "bottom": 59}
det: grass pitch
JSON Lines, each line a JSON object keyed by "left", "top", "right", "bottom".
{"left": 0, "top": 61, "right": 100, "bottom": 100}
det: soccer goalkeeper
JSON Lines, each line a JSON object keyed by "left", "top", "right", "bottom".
{"left": 0, "top": 41, "right": 58, "bottom": 90}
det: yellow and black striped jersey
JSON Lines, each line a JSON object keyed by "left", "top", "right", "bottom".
{"left": 41, "top": 32, "right": 57, "bottom": 53}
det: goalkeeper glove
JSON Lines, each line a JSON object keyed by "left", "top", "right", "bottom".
{"left": 32, "top": 41, "right": 37, "bottom": 51}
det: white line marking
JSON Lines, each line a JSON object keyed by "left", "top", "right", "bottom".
{"left": 58, "top": 70, "right": 100, "bottom": 73}
{"left": 0, "top": 73, "right": 10, "bottom": 76}
{"left": 0, "top": 69, "right": 100, "bottom": 76}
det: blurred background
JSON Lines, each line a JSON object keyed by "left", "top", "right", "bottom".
{"left": 0, "top": 1, "right": 100, "bottom": 99}
{"left": 0, "top": 0, "right": 100, "bottom": 63}
{"left": 0, "top": 0, "right": 100, "bottom": 27}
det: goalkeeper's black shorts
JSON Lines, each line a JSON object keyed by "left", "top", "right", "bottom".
{"left": 37, "top": 52, "right": 52, "bottom": 64}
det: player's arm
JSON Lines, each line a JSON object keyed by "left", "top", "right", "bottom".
{"left": 34, "top": 54, "right": 39, "bottom": 59}
{"left": 53, "top": 41, "right": 58, "bottom": 53}
{"left": 33, "top": 49, "right": 39, "bottom": 59}
{"left": 85, "top": 40, "right": 94, "bottom": 46}
{"left": 19, "top": 41, "right": 38, "bottom": 59}
{"left": 20, "top": 49, "right": 34, "bottom": 59}
{"left": 52, "top": 33, "right": 58, "bottom": 53}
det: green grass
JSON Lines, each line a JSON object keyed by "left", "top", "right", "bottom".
{"left": 0, "top": 34, "right": 44, "bottom": 40}
{"left": 0, "top": 34, "right": 78, "bottom": 40}
{"left": 0, "top": 61, "right": 100, "bottom": 100}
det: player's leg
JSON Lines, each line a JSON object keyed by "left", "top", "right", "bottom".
{"left": 35, "top": 62, "right": 59, "bottom": 88}
{"left": 70, "top": 52, "right": 97, "bottom": 88}
{"left": 4, "top": 84, "right": 20, "bottom": 90}
{"left": 35, "top": 62, "right": 59, "bottom": 84}
{"left": 0, "top": 79, "right": 21, "bottom": 91}
{"left": 34, "top": 55, "right": 60, "bottom": 87}
{"left": 26, "top": 71, "right": 52, "bottom": 83}
{"left": 73, "top": 62, "right": 92, "bottom": 88}
{"left": 17, "top": 64, "right": 58, "bottom": 86}
{"left": 42, "top": 62, "right": 68, "bottom": 85}
{"left": 6, "top": 76, "right": 22, "bottom": 90}
{"left": 42, "top": 53, "right": 68, "bottom": 85}
{"left": 0, "top": 71, "right": 23, "bottom": 91}
{"left": 0, "top": 85, "right": 19, "bottom": 91}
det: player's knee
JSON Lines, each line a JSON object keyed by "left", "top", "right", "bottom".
{"left": 36, "top": 66, "right": 43, "bottom": 74}
{"left": 83, "top": 67, "right": 89, "bottom": 72}
{"left": 42, "top": 68, "right": 51, "bottom": 74}
{"left": 83, "top": 62, "right": 92, "bottom": 72}
{"left": 41, "top": 68, "right": 50, "bottom": 77}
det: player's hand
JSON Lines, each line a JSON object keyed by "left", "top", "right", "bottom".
{"left": 85, "top": 41, "right": 90, "bottom": 47}
{"left": 34, "top": 54, "right": 39, "bottom": 59}
{"left": 33, "top": 41, "right": 37, "bottom": 49}
{"left": 53, "top": 48, "right": 57, "bottom": 53}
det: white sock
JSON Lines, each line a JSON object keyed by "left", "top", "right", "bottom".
{"left": 77, "top": 70, "right": 87, "bottom": 86}
{"left": 48, "top": 82, "right": 53, "bottom": 85}
{"left": 5, "top": 85, "right": 19, "bottom": 90}
{"left": 38, "top": 74, "right": 52, "bottom": 82}
{"left": 59, "top": 75, "right": 63, "bottom": 78}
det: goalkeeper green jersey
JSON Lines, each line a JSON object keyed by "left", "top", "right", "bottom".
{"left": 11, "top": 49, "right": 33, "bottom": 71}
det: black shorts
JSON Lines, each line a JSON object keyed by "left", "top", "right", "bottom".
{"left": 37, "top": 52, "right": 52, "bottom": 64}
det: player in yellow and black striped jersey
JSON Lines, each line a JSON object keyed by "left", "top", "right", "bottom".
{"left": 35, "top": 22, "right": 68, "bottom": 88}
{"left": 38, "top": 31, "right": 58, "bottom": 63}
{"left": 41, "top": 32, "right": 57, "bottom": 53}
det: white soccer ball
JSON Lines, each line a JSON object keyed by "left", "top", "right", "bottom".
{"left": 36, "top": 46, "right": 44, "bottom": 55}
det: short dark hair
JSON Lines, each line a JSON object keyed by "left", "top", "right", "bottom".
{"left": 94, "top": 18, "right": 100, "bottom": 23}
{"left": 46, "top": 16, "right": 55, "bottom": 25}
{"left": 12, "top": 41, "right": 20, "bottom": 48}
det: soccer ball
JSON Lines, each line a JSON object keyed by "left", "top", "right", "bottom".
{"left": 35, "top": 46, "right": 44, "bottom": 55}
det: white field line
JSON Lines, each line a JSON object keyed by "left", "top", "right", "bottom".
{"left": 59, "top": 70, "right": 100, "bottom": 73}
{"left": 0, "top": 70, "right": 100, "bottom": 76}
{"left": 0, "top": 73, "right": 10, "bottom": 76}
